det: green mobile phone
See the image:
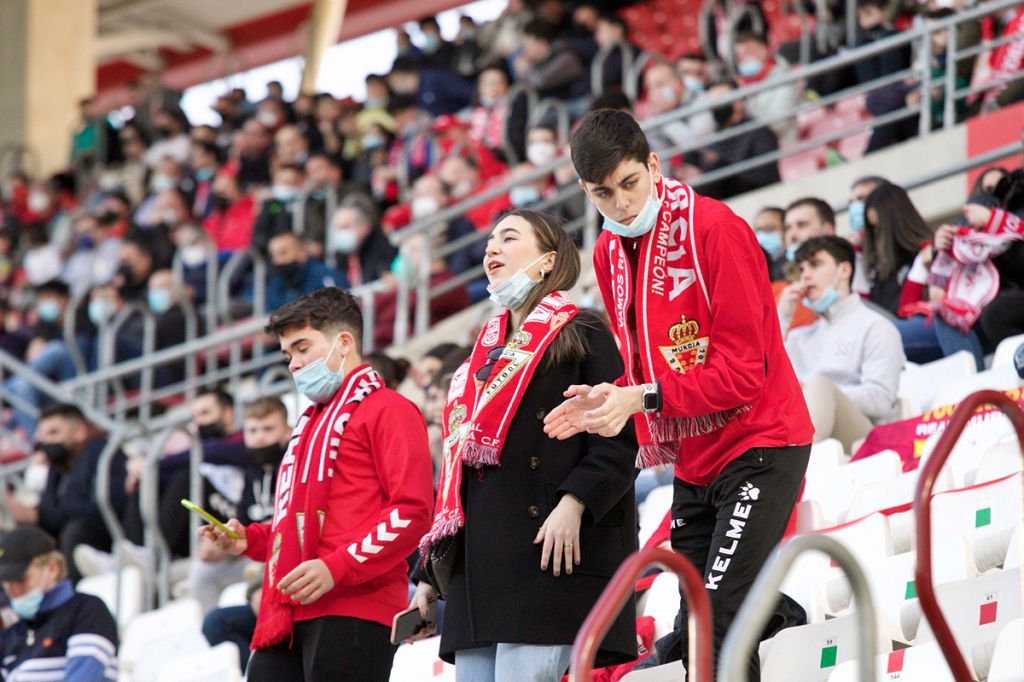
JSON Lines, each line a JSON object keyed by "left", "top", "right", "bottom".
{"left": 180, "top": 498, "right": 239, "bottom": 538}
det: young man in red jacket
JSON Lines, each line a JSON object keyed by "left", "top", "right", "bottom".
{"left": 201, "top": 287, "right": 433, "bottom": 682}
{"left": 545, "top": 110, "right": 813, "bottom": 680}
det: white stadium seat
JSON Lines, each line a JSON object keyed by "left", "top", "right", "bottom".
{"left": 808, "top": 439, "right": 846, "bottom": 473}
{"left": 986, "top": 618, "right": 1024, "bottom": 682}
{"left": 929, "top": 473, "right": 1022, "bottom": 572}
{"left": 781, "top": 513, "right": 893, "bottom": 623}
{"left": 120, "top": 598, "right": 205, "bottom": 680}
{"left": 759, "top": 611, "right": 891, "bottom": 682}
{"left": 801, "top": 451, "right": 902, "bottom": 525}
{"left": 915, "top": 568, "right": 1021, "bottom": 680}
{"left": 991, "top": 333, "right": 1024, "bottom": 369}
{"left": 918, "top": 414, "right": 1017, "bottom": 488}
{"left": 217, "top": 580, "right": 250, "bottom": 608}
{"left": 827, "top": 641, "right": 955, "bottom": 682}
{"left": 973, "top": 436, "right": 1023, "bottom": 486}
{"left": 638, "top": 484, "right": 673, "bottom": 548}
{"left": 76, "top": 565, "right": 144, "bottom": 633}
{"left": 389, "top": 636, "right": 455, "bottom": 682}
{"left": 621, "top": 661, "right": 686, "bottom": 680}
{"left": 154, "top": 642, "right": 241, "bottom": 682}
{"left": 898, "top": 351, "right": 977, "bottom": 415}
{"left": 930, "top": 367, "right": 1022, "bottom": 412}
{"left": 643, "top": 572, "right": 683, "bottom": 642}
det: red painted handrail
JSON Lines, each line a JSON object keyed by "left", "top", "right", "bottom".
{"left": 913, "top": 389, "right": 1024, "bottom": 681}
{"left": 570, "top": 546, "right": 713, "bottom": 682}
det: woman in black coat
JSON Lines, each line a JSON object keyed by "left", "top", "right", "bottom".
{"left": 412, "top": 209, "right": 638, "bottom": 682}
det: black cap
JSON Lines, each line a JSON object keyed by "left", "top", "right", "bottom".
{"left": 0, "top": 526, "right": 57, "bottom": 581}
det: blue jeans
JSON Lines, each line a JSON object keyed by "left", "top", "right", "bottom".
{"left": 635, "top": 465, "right": 676, "bottom": 506}
{"left": 203, "top": 605, "right": 256, "bottom": 672}
{"left": 3, "top": 340, "right": 79, "bottom": 435}
{"left": 894, "top": 315, "right": 984, "bottom": 371}
{"left": 455, "top": 644, "right": 573, "bottom": 682}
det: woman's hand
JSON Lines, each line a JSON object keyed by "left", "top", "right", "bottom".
{"left": 197, "top": 518, "right": 247, "bottom": 556}
{"left": 933, "top": 224, "right": 957, "bottom": 252}
{"left": 543, "top": 384, "right": 598, "bottom": 440}
{"left": 534, "top": 494, "right": 584, "bottom": 576}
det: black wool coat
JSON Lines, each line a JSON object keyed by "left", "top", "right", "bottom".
{"left": 438, "top": 313, "right": 639, "bottom": 667}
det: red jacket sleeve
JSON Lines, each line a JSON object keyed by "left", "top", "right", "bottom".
{"left": 242, "top": 521, "right": 272, "bottom": 562}
{"left": 657, "top": 211, "right": 769, "bottom": 417}
{"left": 319, "top": 396, "right": 434, "bottom": 587}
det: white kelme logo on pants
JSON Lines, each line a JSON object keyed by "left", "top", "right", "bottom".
{"left": 705, "top": 486, "right": 756, "bottom": 590}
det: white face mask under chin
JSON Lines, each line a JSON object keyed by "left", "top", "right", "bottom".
{"left": 487, "top": 253, "right": 550, "bottom": 310}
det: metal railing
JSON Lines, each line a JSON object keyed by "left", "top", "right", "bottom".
{"left": 718, "top": 534, "right": 879, "bottom": 682}
{"left": 913, "top": 390, "right": 1024, "bottom": 682}
{"left": 571, "top": 547, "right": 713, "bottom": 682}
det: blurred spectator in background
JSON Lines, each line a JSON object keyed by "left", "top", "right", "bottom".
{"left": 0, "top": 526, "right": 119, "bottom": 681}
{"left": 753, "top": 206, "right": 786, "bottom": 279}
{"left": 327, "top": 198, "right": 396, "bottom": 287}
{"left": 593, "top": 11, "right": 633, "bottom": 93}
{"left": 783, "top": 237, "right": 904, "bottom": 451}
{"left": 188, "top": 396, "right": 290, "bottom": 614}
{"left": 732, "top": 31, "right": 798, "bottom": 144}
{"left": 855, "top": 0, "right": 914, "bottom": 152}
{"left": 252, "top": 163, "right": 306, "bottom": 254}
{"left": 203, "top": 172, "right": 256, "bottom": 253}
{"left": 4, "top": 405, "right": 127, "bottom": 583}
{"left": 642, "top": 61, "right": 715, "bottom": 153}
{"left": 515, "top": 19, "right": 587, "bottom": 104}
{"left": 970, "top": 167, "right": 1008, "bottom": 198}
{"left": 680, "top": 81, "right": 780, "bottom": 198}
{"left": 143, "top": 108, "right": 191, "bottom": 169}
{"left": 267, "top": 232, "right": 344, "bottom": 312}
{"left": 190, "top": 140, "right": 223, "bottom": 219}
{"left": 366, "top": 351, "right": 411, "bottom": 390}
{"left": 862, "top": 182, "right": 935, "bottom": 316}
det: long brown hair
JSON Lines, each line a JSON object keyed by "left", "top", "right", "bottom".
{"left": 499, "top": 209, "right": 592, "bottom": 371}
{"left": 863, "top": 182, "right": 934, "bottom": 281}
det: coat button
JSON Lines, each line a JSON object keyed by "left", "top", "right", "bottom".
{"left": 527, "top": 505, "right": 540, "bottom": 518}
{"left": 529, "top": 456, "right": 540, "bottom": 470}
{"left": 536, "top": 409, "right": 546, "bottom": 421}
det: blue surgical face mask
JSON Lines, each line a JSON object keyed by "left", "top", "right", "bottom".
{"left": 10, "top": 588, "right": 44, "bottom": 621}
{"left": 785, "top": 244, "right": 799, "bottom": 261}
{"left": 195, "top": 167, "right": 215, "bottom": 182}
{"left": 37, "top": 299, "right": 61, "bottom": 323}
{"left": 848, "top": 201, "right": 866, "bottom": 233}
{"left": 148, "top": 288, "right": 172, "bottom": 314}
{"left": 737, "top": 58, "right": 764, "bottom": 78}
{"left": 509, "top": 185, "right": 541, "bottom": 207}
{"left": 487, "top": 253, "right": 549, "bottom": 310}
{"left": 88, "top": 299, "right": 113, "bottom": 326}
{"left": 756, "top": 230, "right": 784, "bottom": 257}
{"left": 683, "top": 75, "right": 705, "bottom": 94}
{"left": 272, "top": 185, "right": 299, "bottom": 203}
{"left": 803, "top": 287, "right": 841, "bottom": 314}
{"left": 598, "top": 170, "right": 663, "bottom": 239}
{"left": 422, "top": 34, "right": 440, "bottom": 54}
{"left": 293, "top": 334, "right": 348, "bottom": 404}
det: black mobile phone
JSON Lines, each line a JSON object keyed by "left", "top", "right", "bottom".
{"left": 390, "top": 600, "right": 437, "bottom": 644}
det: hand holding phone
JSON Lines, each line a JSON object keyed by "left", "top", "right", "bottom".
{"left": 391, "top": 599, "right": 437, "bottom": 645}
{"left": 181, "top": 498, "right": 239, "bottom": 538}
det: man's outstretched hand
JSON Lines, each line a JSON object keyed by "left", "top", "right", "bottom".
{"left": 543, "top": 383, "right": 643, "bottom": 439}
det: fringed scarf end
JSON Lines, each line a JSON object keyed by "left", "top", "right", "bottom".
{"left": 676, "top": 404, "right": 751, "bottom": 438}
{"left": 460, "top": 441, "right": 500, "bottom": 468}
{"left": 635, "top": 444, "right": 678, "bottom": 468}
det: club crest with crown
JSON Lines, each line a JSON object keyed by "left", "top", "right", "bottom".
{"left": 659, "top": 314, "right": 709, "bottom": 373}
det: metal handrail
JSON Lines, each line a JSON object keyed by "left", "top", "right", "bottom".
{"left": 624, "top": 50, "right": 668, "bottom": 102}
{"left": 528, "top": 98, "right": 570, "bottom": 147}
{"left": 217, "top": 247, "right": 268, "bottom": 325}
{"left": 718, "top": 534, "right": 879, "bottom": 682}
{"left": 98, "top": 302, "right": 156, "bottom": 422}
{"left": 63, "top": 288, "right": 90, "bottom": 379}
{"left": 500, "top": 83, "right": 539, "bottom": 166}
{"left": 912, "top": 390, "right": 1024, "bottom": 682}
{"left": 571, "top": 547, "right": 713, "bottom": 682}
{"left": 94, "top": 426, "right": 129, "bottom": 625}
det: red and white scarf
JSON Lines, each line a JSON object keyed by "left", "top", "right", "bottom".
{"left": 420, "top": 292, "right": 578, "bottom": 548}
{"left": 252, "top": 365, "right": 382, "bottom": 649}
{"left": 906, "top": 209, "right": 1024, "bottom": 332}
{"left": 603, "top": 177, "right": 749, "bottom": 468}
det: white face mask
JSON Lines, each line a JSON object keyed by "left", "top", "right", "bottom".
{"left": 487, "top": 253, "right": 550, "bottom": 310}
{"left": 595, "top": 169, "right": 663, "bottom": 239}
{"left": 330, "top": 228, "right": 359, "bottom": 255}
{"left": 411, "top": 196, "right": 440, "bottom": 220}
{"left": 526, "top": 142, "right": 558, "bottom": 167}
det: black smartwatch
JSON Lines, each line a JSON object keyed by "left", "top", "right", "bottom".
{"left": 641, "top": 382, "right": 661, "bottom": 413}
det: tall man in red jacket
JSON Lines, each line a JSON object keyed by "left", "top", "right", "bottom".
{"left": 545, "top": 110, "right": 813, "bottom": 680}
{"left": 201, "top": 287, "right": 433, "bottom": 682}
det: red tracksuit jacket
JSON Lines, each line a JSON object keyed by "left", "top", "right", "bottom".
{"left": 243, "top": 387, "right": 434, "bottom": 628}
